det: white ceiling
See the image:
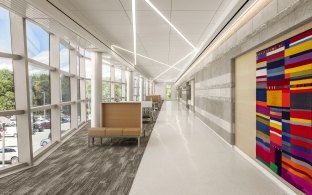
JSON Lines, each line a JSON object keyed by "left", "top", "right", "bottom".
{"left": 49, "top": 0, "right": 243, "bottom": 82}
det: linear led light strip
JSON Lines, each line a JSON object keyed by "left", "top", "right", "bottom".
{"left": 132, "top": 0, "right": 137, "bottom": 65}
{"left": 153, "top": 50, "right": 196, "bottom": 80}
{"left": 145, "top": 0, "right": 198, "bottom": 51}
{"left": 111, "top": 45, "right": 181, "bottom": 71}
{"left": 176, "top": 0, "right": 265, "bottom": 84}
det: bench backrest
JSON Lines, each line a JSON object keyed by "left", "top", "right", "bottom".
{"left": 102, "top": 102, "right": 141, "bottom": 128}
{"left": 145, "top": 95, "right": 161, "bottom": 103}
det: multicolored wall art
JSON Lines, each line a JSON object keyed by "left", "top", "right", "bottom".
{"left": 256, "top": 28, "right": 312, "bottom": 194}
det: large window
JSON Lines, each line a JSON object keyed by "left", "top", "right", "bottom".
{"left": 0, "top": 7, "right": 17, "bottom": 168}
{"left": 77, "top": 56, "right": 80, "bottom": 76}
{"left": 0, "top": 58, "right": 15, "bottom": 111}
{"left": 60, "top": 75, "right": 70, "bottom": 102}
{"left": 29, "top": 65, "right": 50, "bottom": 106}
{"left": 32, "top": 110, "right": 51, "bottom": 153}
{"left": 77, "top": 103, "right": 81, "bottom": 124}
{"left": 85, "top": 79, "right": 91, "bottom": 120}
{"left": 60, "top": 43, "right": 70, "bottom": 72}
{"left": 165, "top": 84, "right": 172, "bottom": 100}
{"left": 86, "top": 79, "right": 91, "bottom": 100}
{"left": 0, "top": 7, "right": 12, "bottom": 53}
{"left": 114, "top": 67, "right": 123, "bottom": 101}
{"left": 27, "top": 21, "right": 52, "bottom": 154}
{"left": 61, "top": 105, "right": 71, "bottom": 136}
{"left": 0, "top": 5, "right": 92, "bottom": 171}
{"left": 102, "top": 65, "right": 111, "bottom": 101}
{"left": 26, "top": 20, "right": 49, "bottom": 65}
{"left": 0, "top": 59, "right": 17, "bottom": 167}
{"left": 133, "top": 76, "right": 140, "bottom": 101}
{"left": 85, "top": 50, "right": 93, "bottom": 79}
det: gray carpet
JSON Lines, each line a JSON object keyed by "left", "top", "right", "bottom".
{"left": 0, "top": 109, "right": 160, "bottom": 195}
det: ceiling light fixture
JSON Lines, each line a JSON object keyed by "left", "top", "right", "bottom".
{"left": 132, "top": 0, "right": 137, "bottom": 65}
{"left": 102, "top": 60, "right": 111, "bottom": 65}
{"left": 176, "top": 0, "right": 265, "bottom": 85}
{"left": 153, "top": 51, "right": 195, "bottom": 80}
{"left": 145, "top": 0, "right": 198, "bottom": 51}
{"left": 111, "top": 45, "right": 181, "bottom": 71}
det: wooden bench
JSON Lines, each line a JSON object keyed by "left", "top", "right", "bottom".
{"left": 88, "top": 102, "right": 142, "bottom": 147}
{"left": 145, "top": 95, "right": 161, "bottom": 110}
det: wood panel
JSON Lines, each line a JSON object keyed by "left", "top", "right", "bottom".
{"left": 145, "top": 95, "right": 161, "bottom": 103}
{"left": 102, "top": 103, "right": 141, "bottom": 128}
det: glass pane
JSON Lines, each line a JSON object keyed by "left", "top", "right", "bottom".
{"left": 166, "top": 85, "right": 172, "bottom": 100}
{"left": 85, "top": 80, "right": 91, "bottom": 99}
{"left": 102, "top": 81, "right": 110, "bottom": 100}
{"left": 86, "top": 101, "right": 91, "bottom": 120}
{"left": 31, "top": 110, "right": 51, "bottom": 154}
{"left": 61, "top": 105, "right": 71, "bottom": 136}
{"left": 85, "top": 58, "right": 92, "bottom": 79}
{"left": 79, "top": 47, "right": 84, "bottom": 56}
{"left": 102, "top": 65, "right": 110, "bottom": 81}
{"left": 0, "top": 7, "right": 12, "bottom": 53}
{"left": 122, "top": 84, "right": 126, "bottom": 98}
{"left": 114, "top": 83, "right": 121, "bottom": 100}
{"left": 115, "top": 68, "right": 122, "bottom": 82}
{"left": 29, "top": 65, "right": 50, "bottom": 107}
{"left": 77, "top": 103, "right": 81, "bottom": 124}
{"left": 77, "top": 56, "right": 80, "bottom": 76}
{"left": 60, "top": 43, "right": 70, "bottom": 72}
{"left": 60, "top": 75, "right": 70, "bottom": 102}
{"left": 85, "top": 50, "right": 91, "bottom": 58}
{"left": 77, "top": 79, "right": 81, "bottom": 100}
{"left": 0, "top": 58, "right": 15, "bottom": 111}
{"left": 0, "top": 116, "right": 18, "bottom": 168}
{"left": 26, "top": 20, "right": 49, "bottom": 65}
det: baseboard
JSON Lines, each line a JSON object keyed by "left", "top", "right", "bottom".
{"left": 233, "top": 146, "right": 297, "bottom": 195}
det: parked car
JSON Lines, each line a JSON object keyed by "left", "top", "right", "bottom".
{"left": 40, "top": 133, "right": 51, "bottom": 146}
{"left": 0, "top": 147, "right": 18, "bottom": 164}
{"left": 33, "top": 120, "right": 51, "bottom": 132}
{"left": 4, "top": 127, "right": 17, "bottom": 137}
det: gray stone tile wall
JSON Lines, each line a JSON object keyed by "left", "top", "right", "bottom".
{"left": 177, "top": 0, "right": 312, "bottom": 145}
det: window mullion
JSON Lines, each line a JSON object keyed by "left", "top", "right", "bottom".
{"left": 11, "top": 15, "right": 34, "bottom": 165}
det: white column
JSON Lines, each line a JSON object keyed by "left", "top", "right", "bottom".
{"left": 70, "top": 49, "right": 77, "bottom": 130}
{"left": 110, "top": 65, "right": 115, "bottom": 101}
{"left": 139, "top": 77, "right": 144, "bottom": 101}
{"left": 11, "top": 14, "right": 33, "bottom": 164}
{"left": 126, "top": 70, "right": 134, "bottom": 101}
{"left": 50, "top": 35, "right": 61, "bottom": 143}
{"left": 145, "top": 80, "right": 149, "bottom": 96}
{"left": 91, "top": 52, "right": 102, "bottom": 127}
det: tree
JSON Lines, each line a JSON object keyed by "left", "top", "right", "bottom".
{"left": 102, "top": 81, "right": 110, "bottom": 101}
{"left": 61, "top": 75, "right": 70, "bottom": 102}
{"left": 31, "top": 73, "right": 50, "bottom": 106}
{"left": 0, "top": 69, "right": 15, "bottom": 111}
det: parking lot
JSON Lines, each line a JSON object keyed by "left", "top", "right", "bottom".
{"left": 0, "top": 122, "right": 70, "bottom": 168}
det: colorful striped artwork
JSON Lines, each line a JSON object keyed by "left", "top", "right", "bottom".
{"left": 256, "top": 28, "right": 312, "bottom": 194}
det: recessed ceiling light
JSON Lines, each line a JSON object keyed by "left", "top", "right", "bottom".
{"left": 145, "top": 0, "right": 198, "bottom": 51}
{"left": 132, "top": 0, "right": 137, "bottom": 65}
{"left": 111, "top": 45, "right": 181, "bottom": 71}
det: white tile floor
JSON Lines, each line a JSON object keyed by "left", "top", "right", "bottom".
{"left": 129, "top": 101, "right": 287, "bottom": 195}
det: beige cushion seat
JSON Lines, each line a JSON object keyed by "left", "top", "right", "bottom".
{"left": 105, "top": 127, "right": 123, "bottom": 136}
{"left": 88, "top": 127, "right": 105, "bottom": 137}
